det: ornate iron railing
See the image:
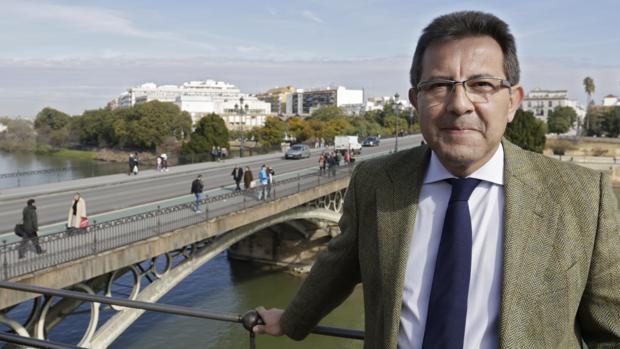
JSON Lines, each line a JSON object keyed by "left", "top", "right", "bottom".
{"left": 0, "top": 280, "right": 364, "bottom": 348}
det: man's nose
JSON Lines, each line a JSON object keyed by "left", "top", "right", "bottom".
{"left": 445, "top": 83, "right": 475, "bottom": 116}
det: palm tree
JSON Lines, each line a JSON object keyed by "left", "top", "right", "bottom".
{"left": 583, "top": 77, "right": 596, "bottom": 135}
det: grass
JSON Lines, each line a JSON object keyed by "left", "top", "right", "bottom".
{"left": 45, "top": 148, "right": 98, "bottom": 160}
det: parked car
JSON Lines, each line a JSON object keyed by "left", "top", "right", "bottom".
{"left": 362, "top": 136, "right": 380, "bottom": 147}
{"left": 285, "top": 144, "right": 311, "bottom": 159}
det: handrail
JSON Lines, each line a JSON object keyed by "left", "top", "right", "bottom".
{"left": 0, "top": 332, "right": 84, "bottom": 349}
{"left": 0, "top": 280, "right": 364, "bottom": 348}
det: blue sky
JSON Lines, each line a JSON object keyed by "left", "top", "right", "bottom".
{"left": 1, "top": 0, "right": 619, "bottom": 117}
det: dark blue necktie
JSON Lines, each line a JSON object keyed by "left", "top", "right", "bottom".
{"left": 422, "top": 178, "right": 481, "bottom": 349}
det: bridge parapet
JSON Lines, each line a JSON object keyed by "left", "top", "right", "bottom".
{"left": 0, "top": 167, "right": 353, "bottom": 310}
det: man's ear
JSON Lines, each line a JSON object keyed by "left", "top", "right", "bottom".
{"left": 409, "top": 88, "right": 418, "bottom": 110}
{"left": 507, "top": 85, "right": 525, "bottom": 123}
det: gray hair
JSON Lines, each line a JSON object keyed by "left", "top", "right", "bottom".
{"left": 410, "top": 11, "right": 520, "bottom": 87}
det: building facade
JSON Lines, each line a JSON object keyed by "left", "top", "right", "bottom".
{"left": 522, "top": 88, "right": 586, "bottom": 125}
{"left": 284, "top": 86, "right": 364, "bottom": 116}
{"left": 115, "top": 80, "right": 271, "bottom": 127}
{"left": 256, "top": 86, "right": 296, "bottom": 115}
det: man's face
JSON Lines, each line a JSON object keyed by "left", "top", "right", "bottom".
{"left": 410, "top": 36, "right": 523, "bottom": 176}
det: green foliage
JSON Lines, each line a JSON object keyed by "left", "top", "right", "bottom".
{"left": 181, "top": 113, "right": 229, "bottom": 157}
{"left": 34, "top": 107, "right": 71, "bottom": 131}
{"left": 0, "top": 117, "right": 37, "bottom": 151}
{"left": 505, "top": 109, "right": 546, "bottom": 153}
{"left": 255, "top": 116, "right": 286, "bottom": 146}
{"left": 602, "top": 106, "right": 620, "bottom": 137}
{"left": 115, "top": 101, "right": 192, "bottom": 150}
{"left": 584, "top": 108, "right": 606, "bottom": 137}
{"left": 547, "top": 106, "right": 577, "bottom": 134}
{"left": 76, "top": 109, "right": 117, "bottom": 147}
{"left": 309, "top": 105, "right": 347, "bottom": 121}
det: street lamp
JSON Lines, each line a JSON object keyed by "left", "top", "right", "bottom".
{"left": 235, "top": 97, "right": 249, "bottom": 157}
{"left": 394, "top": 92, "right": 401, "bottom": 152}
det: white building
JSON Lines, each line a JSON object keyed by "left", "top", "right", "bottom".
{"left": 522, "top": 88, "right": 586, "bottom": 129}
{"left": 116, "top": 80, "right": 271, "bottom": 127}
{"left": 602, "top": 95, "right": 620, "bottom": 106}
{"left": 284, "top": 86, "right": 364, "bottom": 116}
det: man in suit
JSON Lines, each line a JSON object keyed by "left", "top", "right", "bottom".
{"left": 254, "top": 11, "right": 620, "bottom": 348}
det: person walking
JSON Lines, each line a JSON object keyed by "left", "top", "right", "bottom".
{"left": 18, "top": 199, "right": 45, "bottom": 258}
{"left": 231, "top": 166, "right": 244, "bottom": 191}
{"left": 128, "top": 153, "right": 135, "bottom": 176}
{"left": 156, "top": 156, "right": 162, "bottom": 172}
{"left": 257, "top": 165, "right": 269, "bottom": 200}
{"left": 318, "top": 154, "right": 326, "bottom": 175}
{"left": 161, "top": 153, "right": 169, "bottom": 172}
{"left": 67, "top": 193, "right": 87, "bottom": 233}
{"left": 243, "top": 166, "right": 253, "bottom": 191}
{"left": 266, "top": 166, "right": 275, "bottom": 198}
{"left": 190, "top": 174, "right": 204, "bottom": 213}
{"left": 132, "top": 152, "right": 139, "bottom": 175}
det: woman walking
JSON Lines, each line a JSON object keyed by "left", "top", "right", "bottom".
{"left": 67, "top": 193, "right": 87, "bottom": 233}
{"left": 243, "top": 166, "right": 253, "bottom": 190}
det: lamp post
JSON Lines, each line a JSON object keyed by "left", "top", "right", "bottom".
{"left": 235, "top": 97, "right": 249, "bottom": 157}
{"left": 394, "top": 93, "right": 401, "bottom": 153}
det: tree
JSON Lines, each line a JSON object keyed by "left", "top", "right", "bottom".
{"left": 255, "top": 116, "right": 286, "bottom": 146}
{"left": 0, "top": 117, "right": 36, "bottom": 151}
{"left": 34, "top": 107, "right": 71, "bottom": 131}
{"left": 547, "top": 106, "right": 577, "bottom": 134}
{"left": 584, "top": 107, "right": 606, "bottom": 137}
{"left": 112, "top": 101, "right": 192, "bottom": 150}
{"left": 583, "top": 76, "right": 595, "bottom": 135}
{"left": 504, "top": 109, "right": 546, "bottom": 153}
{"left": 181, "top": 113, "right": 229, "bottom": 159}
{"left": 601, "top": 106, "right": 620, "bottom": 137}
{"left": 75, "top": 109, "right": 117, "bottom": 147}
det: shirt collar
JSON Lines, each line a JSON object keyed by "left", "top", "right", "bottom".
{"left": 423, "top": 144, "right": 504, "bottom": 185}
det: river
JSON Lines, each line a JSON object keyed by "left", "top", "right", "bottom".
{"left": 2, "top": 150, "right": 619, "bottom": 348}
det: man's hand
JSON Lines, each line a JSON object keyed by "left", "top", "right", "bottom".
{"left": 253, "top": 306, "right": 284, "bottom": 336}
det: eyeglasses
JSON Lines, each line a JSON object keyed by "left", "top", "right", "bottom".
{"left": 416, "top": 77, "right": 512, "bottom": 106}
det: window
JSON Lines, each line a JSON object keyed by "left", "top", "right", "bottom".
{"left": 549, "top": 101, "right": 552, "bottom": 107}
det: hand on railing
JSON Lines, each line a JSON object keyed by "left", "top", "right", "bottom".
{"left": 251, "top": 306, "right": 283, "bottom": 336}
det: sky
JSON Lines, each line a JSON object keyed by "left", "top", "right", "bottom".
{"left": 1, "top": 0, "right": 619, "bottom": 117}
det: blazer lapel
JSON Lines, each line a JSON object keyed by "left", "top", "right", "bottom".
{"left": 376, "top": 146, "right": 430, "bottom": 347}
{"left": 499, "top": 140, "right": 561, "bottom": 347}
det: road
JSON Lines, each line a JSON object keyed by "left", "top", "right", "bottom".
{"left": 0, "top": 135, "right": 423, "bottom": 237}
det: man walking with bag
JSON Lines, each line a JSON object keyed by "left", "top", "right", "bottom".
{"left": 18, "top": 199, "right": 45, "bottom": 259}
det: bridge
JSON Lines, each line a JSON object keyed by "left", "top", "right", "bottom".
{"left": 0, "top": 135, "right": 422, "bottom": 348}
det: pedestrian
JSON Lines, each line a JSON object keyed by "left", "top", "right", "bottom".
{"left": 216, "top": 146, "right": 222, "bottom": 162}
{"left": 18, "top": 199, "right": 45, "bottom": 259}
{"left": 343, "top": 150, "right": 350, "bottom": 165}
{"left": 318, "top": 154, "right": 326, "bottom": 175}
{"left": 266, "top": 166, "right": 275, "bottom": 198}
{"left": 257, "top": 165, "right": 269, "bottom": 200}
{"left": 128, "top": 153, "right": 135, "bottom": 176}
{"left": 211, "top": 146, "right": 217, "bottom": 161}
{"left": 243, "top": 166, "right": 253, "bottom": 190}
{"left": 132, "top": 152, "right": 139, "bottom": 175}
{"left": 190, "top": 174, "right": 204, "bottom": 213}
{"left": 327, "top": 153, "right": 337, "bottom": 177}
{"left": 156, "top": 156, "right": 162, "bottom": 172}
{"left": 221, "top": 147, "right": 228, "bottom": 159}
{"left": 255, "top": 11, "right": 620, "bottom": 348}
{"left": 161, "top": 153, "right": 169, "bottom": 172}
{"left": 66, "top": 193, "right": 87, "bottom": 233}
{"left": 231, "top": 166, "right": 244, "bottom": 191}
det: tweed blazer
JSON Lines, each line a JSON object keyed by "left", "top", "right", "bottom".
{"left": 280, "top": 139, "right": 620, "bottom": 348}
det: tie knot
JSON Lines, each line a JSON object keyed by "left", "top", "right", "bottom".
{"left": 446, "top": 178, "right": 481, "bottom": 202}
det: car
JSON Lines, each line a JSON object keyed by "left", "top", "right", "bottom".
{"left": 362, "top": 136, "right": 380, "bottom": 147}
{"left": 285, "top": 144, "right": 311, "bottom": 159}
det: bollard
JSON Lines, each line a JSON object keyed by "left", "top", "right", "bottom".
{"left": 92, "top": 220, "right": 98, "bottom": 253}
{"left": 297, "top": 173, "right": 301, "bottom": 192}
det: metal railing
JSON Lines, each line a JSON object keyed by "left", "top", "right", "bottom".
{"left": 1, "top": 164, "right": 355, "bottom": 280}
{"left": 0, "top": 280, "right": 364, "bottom": 348}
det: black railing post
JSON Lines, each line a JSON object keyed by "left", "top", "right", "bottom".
{"left": 157, "top": 205, "right": 161, "bottom": 234}
{"left": 2, "top": 240, "right": 7, "bottom": 280}
{"left": 92, "top": 220, "right": 97, "bottom": 253}
{"left": 297, "top": 173, "right": 301, "bottom": 193}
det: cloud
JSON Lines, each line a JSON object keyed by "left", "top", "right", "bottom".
{"left": 302, "top": 10, "right": 323, "bottom": 24}
{"left": 0, "top": 1, "right": 215, "bottom": 51}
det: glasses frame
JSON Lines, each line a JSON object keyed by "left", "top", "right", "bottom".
{"left": 415, "top": 77, "right": 512, "bottom": 105}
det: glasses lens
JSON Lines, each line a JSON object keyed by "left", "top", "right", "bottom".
{"left": 465, "top": 78, "right": 503, "bottom": 103}
{"left": 419, "top": 80, "right": 453, "bottom": 105}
